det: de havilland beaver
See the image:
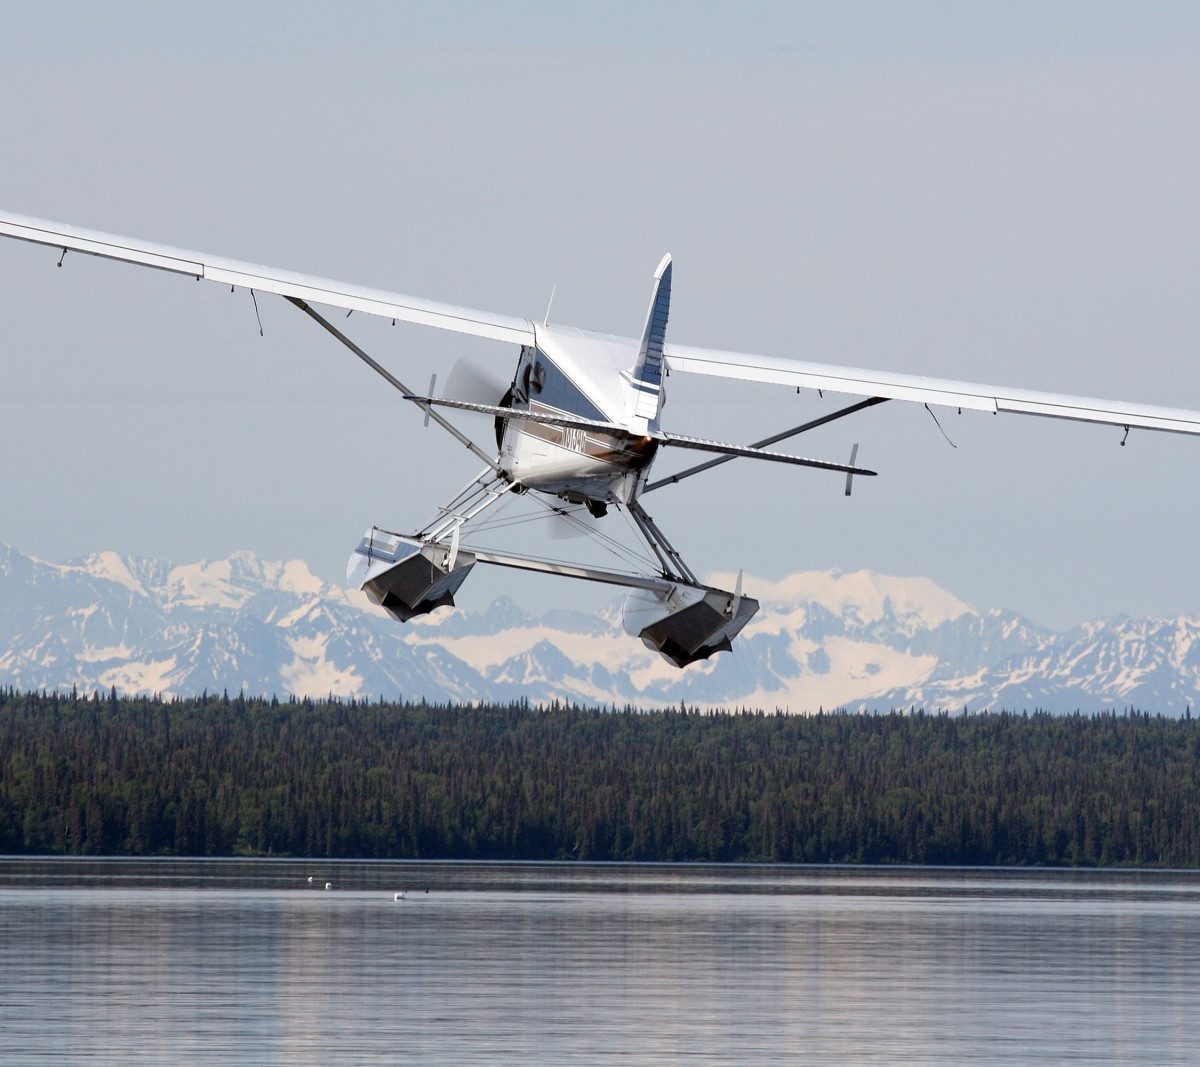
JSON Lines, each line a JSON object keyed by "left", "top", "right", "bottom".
{"left": 3, "top": 210, "right": 1199, "bottom": 667}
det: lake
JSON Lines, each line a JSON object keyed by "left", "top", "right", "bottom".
{"left": 1, "top": 859, "right": 1197, "bottom": 1064}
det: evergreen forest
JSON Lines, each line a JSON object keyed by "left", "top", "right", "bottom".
{"left": 2, "top": 688, "right": 1198, "bottom": 867}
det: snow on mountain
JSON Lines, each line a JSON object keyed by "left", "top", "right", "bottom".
{"left": 1, "top": 541, "right": 1198, "bottom": 713}
{"left": 73, "top": 551, "right": 152, "bottom": 597}
{"left": 876, "top": 615, "right": 1200, "bottom": 712}
{"left": 712, "top": 568, "right": 974, "bottom": 636}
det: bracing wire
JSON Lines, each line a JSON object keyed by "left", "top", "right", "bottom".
{"left": 467, "top": 489, "right": 659, "bottom": 574}
{"left": 615, "top": 502, "right": 664, "bottom": 572}
{"left": 924, "top": 403, "right": 957, "bottom": 448}
{"left": 249, "top": 290, "right": 264, "bottom": 337}
{"left": 528, "top": 495, "right": 655, "bottom": 572}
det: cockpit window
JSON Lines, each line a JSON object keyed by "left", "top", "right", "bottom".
{"left": 512, "top": 348, "right": 532, "bottom": 403}
{"left": 512, "top": 349, "right": 549, "bottom": 405}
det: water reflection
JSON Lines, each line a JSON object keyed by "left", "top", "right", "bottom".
{"left": 1, "top": 859, "right": 1197, "bottom": 1064}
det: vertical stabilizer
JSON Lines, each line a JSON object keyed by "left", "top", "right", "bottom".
{"left": 630, "top": 254, "right": 671, "bottom": 420}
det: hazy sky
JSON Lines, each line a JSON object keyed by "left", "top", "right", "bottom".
{"left": 2, "top": 2, "right": 1199, "bottom": 630}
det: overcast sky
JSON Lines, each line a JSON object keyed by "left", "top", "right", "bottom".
{"left": 2, "top": 2, "right": 1199, "bottom": 630}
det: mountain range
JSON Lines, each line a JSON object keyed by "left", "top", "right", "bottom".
{"left": 2, "top": 542, "right": 1198, "bottom": 713}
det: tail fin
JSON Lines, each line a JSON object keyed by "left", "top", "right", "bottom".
{"left": 630, "top": 254, "right": 671, "bottom": 420}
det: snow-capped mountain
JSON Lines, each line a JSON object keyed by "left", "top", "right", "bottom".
{"left": 2, "top": 542, "right": 1198, "bottom": 713}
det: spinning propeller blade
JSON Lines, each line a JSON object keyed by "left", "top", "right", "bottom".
{"left": 446, "top": 356, "right": 509, "bottom": 406}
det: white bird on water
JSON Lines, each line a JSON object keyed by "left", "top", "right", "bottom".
{"left": 307, "top": 876, "right": 313, "bottom": 884}
{"left": 325, "top": 882, "right": 332, "bottom": 891}
{"left": 394, "top": 891, "right": 406, "bottom": 901}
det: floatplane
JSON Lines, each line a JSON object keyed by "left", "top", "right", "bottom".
{"left": 3, "top": 210, "right": 1199, "bottom": 666}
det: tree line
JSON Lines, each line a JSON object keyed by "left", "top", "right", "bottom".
{"left": 1, "top": 687, "right": 1198, "bottom": 866}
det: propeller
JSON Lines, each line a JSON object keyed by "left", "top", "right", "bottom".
{"left": 442, "top": 356, "right": 603, "bottom": 541}
{"left": 445, "top": 355, "right": 510, "bottom": 407}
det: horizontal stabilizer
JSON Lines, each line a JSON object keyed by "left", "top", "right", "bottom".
{"left": 657, "top": 431, "right": 877, "bottom": 476}
{"left": 411, "top": 396, "right": 876, "bottom": 476}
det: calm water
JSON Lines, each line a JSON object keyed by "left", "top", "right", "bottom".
{"left": 1, "top": 859, "right": 1197, "bottom": 1065}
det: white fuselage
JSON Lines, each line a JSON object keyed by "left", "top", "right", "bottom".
{"left": 497, "top": 325, "right": 660, "bottom": 505}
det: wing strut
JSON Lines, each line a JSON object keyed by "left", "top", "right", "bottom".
{"left": 642, "top": 396, "right": 888, "bottom": 493}
{"left": 628, "top": 500, "right": 700, "bottom": 585}
{"left": 285, "top": 296, "right": 501, "bottom": 473}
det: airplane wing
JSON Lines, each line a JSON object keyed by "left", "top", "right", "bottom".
{"left": 664, "top": 341, "right": 1200, "bottom": 437}
{"left": 7, "top": 210, "right": 1195, "bottom": 437}
{"left": 0, "top": 210, "right": 535, "bottom": 346}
